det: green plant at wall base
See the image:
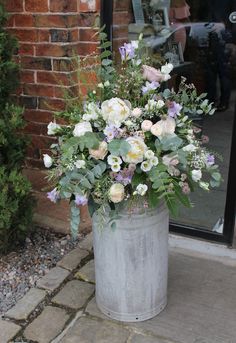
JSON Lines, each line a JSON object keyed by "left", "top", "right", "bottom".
{"left": 0, "top": 4, "right": 34, "bottom": 254}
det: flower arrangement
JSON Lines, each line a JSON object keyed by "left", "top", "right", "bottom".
{"left": 44, "top": 35, "right": 221, "bottom": 238}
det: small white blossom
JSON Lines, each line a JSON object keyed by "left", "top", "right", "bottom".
{"left": 145, "top": 150, "right": 155, "bottom": 159}
{"left": 191, "top": 169, "right": 202, "bottom": 182}
{"left": 111, "top": 163, "right": 121, "bottom": 172}
{"left": 156, "top": 100, "right": 165, "bottom": 109}
{"left": 47, "top": 122, "right": 61, "bottom": 135}
{"left": 98, "top": 83, "right": 104, "bottom": 88}
{"left": 108, "top": 155, "right": 122, "bottom": 165}
{"left": 73, "top": 122, "right": 92, "bottom": 137}
{"left": 75, "top": 160, "right": 86, "bottom": 169}
{"left": 133, "top": 184, "right": 148, "bottom": 196}
{"left": 150, "top": 156, "right": 159, "bottom": 166}
{"left": 43, "top": 154, "right": 53, "bottom": 168}
{"left": 161, "top": 63, "right": 173, "bottom": 75}
{"left": 141, "top": 160, "right": 152, "bottom": 172}
{"left": 183, "top": 144, "right": 197, "bottom": 153}
{"left": 104, "top": 80, "right": 110, "bottom": 87}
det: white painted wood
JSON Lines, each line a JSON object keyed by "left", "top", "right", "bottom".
{"left": 92, "top": 202, "right": 169, "bottom": 322}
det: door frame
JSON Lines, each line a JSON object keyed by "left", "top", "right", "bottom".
{"left": 100, "top": 0, "right": 236, "bottom": 245}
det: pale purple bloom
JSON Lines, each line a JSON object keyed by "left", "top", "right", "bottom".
{"left": 168, "top": 101, "right": 182, "bottom": 118}
{"left": 119, "top": 43, "right": 136, "bottom": 61}
{"left": 114, "top": 168, "right": 133, "bottom": 186}
{"left": 75, "top": 194, "right": 88, "bottom": 206}
{"left": 104, "top": 125, "right": 121, "bottom": 142}
{"left": 142, "top": 81, "right": 160, "bottom": 94}
{"left": 47, "top": 188, "right": 60, "bottom": 203}
{"left": 206, "top": 154, "right": 215, "bottom": 166}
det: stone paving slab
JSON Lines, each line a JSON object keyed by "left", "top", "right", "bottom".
{"left": 130, "top": 334, "right": 175, "bottom": 343}
{"left": 75, "top": 259, "right": 95, "bottom": 283}
{"left": 57, "top": 247, "right": 89, "bottom": 271}
{"left": 37, "top": 266, "right": 70, "bottom": 292}
{"left": 60, "top": 316, "right": 130, "bottom": 343}
{"left": 5, "top": 288, "right": 46, "bottom": 321}
{"left": 0, "top": 319, "right": 21, "bottom": 343}
{"left": 78, "top": 232, "right": 93, "bottom": 251}
{"left": 52, "top": 280, "right": 94, "bottom": 310}
{"left": 24, "top": 306, "right": 70, "bottom": 343}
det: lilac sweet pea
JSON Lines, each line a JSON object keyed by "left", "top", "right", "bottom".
{"left": 119, "top": 43, "right": 136, "bottom": 61}
{"left": 142, "top": 81, "right": 160, "bottom": 95}
{"left": 168, "top": 101, "right": 182, "bottom": 118}
{"left": 75, "top": 194, "right": 88, "bottom": 206}
{"left": 206, "top": 154, "right": 215, "bottom": 166}
{"left": 103, "top": 125, "right": 121, "bottom": 142}
{"left": 47, "top": 188, "right": 60, "bottom": 203}
{"left": 114, "top": 168, "right": 134, "bottom": 186}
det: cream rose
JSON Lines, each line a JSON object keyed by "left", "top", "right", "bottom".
{"left": 132, "top": 108, "right": 143, "bottom": 118}
{"left": 151, "top": 123, "right": 163, "bottom": 137}
{"left": 109, "top": 183, "right": 125, "bottom": 203}
{"left": 101, "top": 98, "right": 131, "bottom": 127}
{"left": 73, "top": 122, "right": 92, "bottom": 137}
{"left": 122, "top": 137, "right": 147, "bottom": 164}
{"left": 151, "top": 117, "right": 176, "bottom": 137}
{"left": 141, "top": 120, "right": 153, "bottom": 132}
{"left": 143, "top": 65, "right": 164, "bottom": 83}
{"left": 89, "top": 141, "right": 108, "bottom": 160}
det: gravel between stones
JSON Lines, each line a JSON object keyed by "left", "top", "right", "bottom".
{"left": 0, "top": 227, "right": 83, "bottom": 316}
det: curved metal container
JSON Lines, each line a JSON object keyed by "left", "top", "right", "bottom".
{"left": 92, "top": 201, "right": 169, "bottom": 322}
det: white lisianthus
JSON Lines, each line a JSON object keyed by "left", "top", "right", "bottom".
{"left": 82, "top": 102, "right": 101, "bottom": 121}
{"left": 191, "top": 169, "right": 202, "bottom": 182}
{"left": 133, "top": 184, "right": 148, "bottom": 196}
{"left": 151, "top": 117, "right": 176, "bottom": 137}
{"left": 104, "top": 80, "right": 110, "bottom": 87}
{"left": 107, "top": 155, "right": 122, "bottom": 165}
{"left": 183, "top": 144, "right": 197, "bottom": 152}
{"left": 145, "top": 99, "right": 157, "bottom": 111}
{"left": 89, "top": 141, "right": 108, "bottom": 160}
{"left": 43, "top": 154, "right": 53, "bottom": 168}
{"left": 141, "top": 160, "right": 152, "bottom": 172}
{"left": 109, "top": 183, "right": 125, "bottom": 203}
{"left": 75, "top": 160, "right": 86, "bottom": 169}
{"left": 161, "top": 73, "right": 171, "bottom": 82}
{"left": 150, "top": 156, "right": 159, "bottom": 166}
{"left": 47, "top": 122, "right": 61, "bottom": 135}
{"left": 111, "top": 163, "right": 121, "bottom": 172}
{"left": 101, "top": 98, "right": 131, "bottom": 127}
{"left": 73, "top": 121, "right": 92, "bottom": 137}
{"left": 156, "top": 100, "right": 165, "bottom": 109}
{"left": 145, "top": 150, "right": 155, "bottom": 159}
{"left": 161, "top": 63, "right": 173, "bottom": 75}
{"left": 141, "top": 120, "right": 153, "bottom": 132}
{"left": 132, "top": 107, "right": 142, "bottom": 117}
{"left": 122, "top": 137, "right": 147, "bottom": 164}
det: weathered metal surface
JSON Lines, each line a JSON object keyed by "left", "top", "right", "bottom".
{"left": 92, "top": 202, "right": 169, "bottom": 322}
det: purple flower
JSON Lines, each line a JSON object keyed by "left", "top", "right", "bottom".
{"left": 119, "top": 43, "right": 136, "bottom": 61}
{"left": 168, "top": 101, "right": 182, "bottom": 118}
{"left": 114, "top": 168, "right": 133, "bottom": 186}
{"left": 75, "top": 194, "right": 88, "bottom": 206}
{"left": 206, "top": 154, "right": 215, "bottom": 166}
{"left": 103, "top": 125, "right": 121, "bottom": 142}
{"left": 142, "top": 81, "right": 160, "bottom": 95}
{"left": 47, "top": 188, "right": 60, "bottom": 203}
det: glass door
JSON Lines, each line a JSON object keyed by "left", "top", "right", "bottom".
{"left": 101, "top": 0, "right": 236, "bottom": 244}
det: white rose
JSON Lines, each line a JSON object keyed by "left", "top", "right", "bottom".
{"left": 191, "top": 170, "right": 202, "bottom": 182}
{"left": 134, "top": 184, "right": 148, "bottom": 196}
{"left": 89, "top": 141, "right": 108, "bottom": 160}
{"left": 156, "top": 100, "right": 165, "bottom": 109}
{"left": 108, "top": 155, "right": 122, "bottom": 165}
{"left": 47, "top": 122, "right": 60, "bottom": 135}
{"left": 101, "top": 98, "right": 131, "bottom": 127}
{"left": 132, "top": 107, "right": 143, "bottom": 118}
{"left": 43, "top": 154, "right": 53, "bottom": 168}
{"left": 122, "top": 137, "right": 147, "bottom": 164}
{"left": 111, "top": 163, "right": 121, "bottom": 172}
{"left": 161, "top": 74, "right": 171, "bottom": 81}
{"left": 145, "top": 150, "right": 155, "bottom": 159}
{"left": 152, "top": 117, "right": 176, "bottom": 137}
{"left": 161, "top": 63, "right": 173, "bottom": 75}
{"left": 73, "top": 122, "right": 92, "bottom": 137}
{"left": 141, "top": 120, "right": 153, "bottom": 132}
{"left": 109, "top": 183, "right": 125, "bottom": 203}
{"left": 150, "top": 156, "right": 159, "bottom": 166}
{"left": 75, "top": 160, "right": 86, "bottom": 169}
{"left": 141, "top": 160, "right": 152, "bottom": 172}
{"left": 183, "top": 144, "right": 197, "bottom": 152}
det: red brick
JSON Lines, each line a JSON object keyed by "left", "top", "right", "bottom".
{"left": 35, "top": 44, "right": 72, "bottom": 57}
{"left": 35, "top": 14, "right": 78, "bottom": 28}
{"left": 24, "top": 109, "right": 54, "bottom": 123}
{"left": 21, "top": 96, "right": 38, "bottom": 109}
{"left": 52, "top": 58, "right": 77, "bottom": 72}
{"left": 25, "top": 157, "right": 44, "bottom": 169}
{"left": 50, "top": 0, "right": 77, "bottom": 12}
{"left": 78, "top": 0, "right": 98, "bottom": 12}
{"left": 113, "top": 25, "right": 128, "bottom": 39}
{"left": 38, "top": 97, "right": 66, "bottom": 111}
{"left": 20, "top": 70, "right": 35, "bottom": 83}
{"left": 14, "top": 14, "right": 34, "bottom": 27}
{"left": 30, "top": 134, "right": 56, "bottom": 150}
{"left": 38, "top": 30, "right": 50, "bottom": 42}
{"left": 79, "top": 28, "right": 98, "bottom": 42}
{"left": 5, "top": 0, "right": 23, "bottom": 12}
{"left": 113, "top": 11, "right": 132, "bottom": 25}
{"left": 6, "top": 15, "right": 15, "bottom": 27}
{"left": 54, "top": 85, "right": 79, "bottom": 98}
{"left": 23, "top": 84, "right": 55, "bottom": 97}
{"left": 50, "top": 28, "right": 78, "bottom": 42}
{"left": 114, "top": 0, "right": 131, "bottom": 11}
{"left": 25, "top": 0, "right": 49, "bottom": 12}
{"left": 9, "top": 28, "right": 37, "bottom": 42}
{"left": 21, "top": 56, "right": 52, "bottom": 71}
{"left": 78, "top": 13, "right": 98, "bottom": 27}
{"left": 23, "top": 121, "right": 48, "bottom": 135}
{"left": 36, "top": 71, "right": 77, "bottom": 85}
{"left": 77, "top": 42, "right": 98, "bottom": 56}
{"left": 19, "top": 43, "right": 34, "bottom": 55}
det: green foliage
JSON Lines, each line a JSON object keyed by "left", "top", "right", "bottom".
{"left": 0, "top": 4, "right": 34, "bottom": 254}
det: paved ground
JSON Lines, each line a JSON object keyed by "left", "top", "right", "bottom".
{"left": 1, "top": 233, "right": 236, "bottom": 343}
